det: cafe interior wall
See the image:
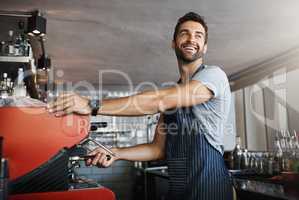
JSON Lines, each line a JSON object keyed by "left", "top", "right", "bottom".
{"left": 233, "top": 64, "right": 299, "bottom": 151}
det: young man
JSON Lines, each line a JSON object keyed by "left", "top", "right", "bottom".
{"left": 48, "top": 12, "right": 233, "bottom": 200}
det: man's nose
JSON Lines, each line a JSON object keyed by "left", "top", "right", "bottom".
{"left": 187, "top": 34, "right": 196, "bottom": 42}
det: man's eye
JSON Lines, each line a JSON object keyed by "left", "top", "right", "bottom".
{"left": 179, "top": 32, "right": 187, "bottom": 36}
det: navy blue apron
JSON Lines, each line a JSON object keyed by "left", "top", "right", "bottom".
{"left": 164, "top": 67, "right": 233, "bottom": 200}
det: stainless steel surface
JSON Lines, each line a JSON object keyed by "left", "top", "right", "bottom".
{"left": 69, "top": 154, "right": 111, "bottom": 162}
{"left": 0, "top": 10, "right": 32, "bottom": 17}
{"left": 81, "top": 137, "right": 116, "bottom": 157}
{"left": 0, "top": 56, "right": 30, "bottom": 63}
{"left": 233, "top": 178, "right": 287, "bottom": 199}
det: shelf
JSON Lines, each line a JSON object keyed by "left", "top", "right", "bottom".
{"left": 0, "top": 56, "right": 31, "bottom": 63}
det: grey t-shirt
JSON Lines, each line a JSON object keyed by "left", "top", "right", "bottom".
{"left": 191, "top": 65, "right": 231, "bottom": 154}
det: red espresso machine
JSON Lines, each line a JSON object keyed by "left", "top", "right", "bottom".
{"left": 0, "top": 106, "right": 115, "bottom": 200}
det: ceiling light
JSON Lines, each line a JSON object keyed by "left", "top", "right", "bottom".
{"left": 32, "top": 29, "right": 40, "bottom": 34}
{"left": 27, "top": 11, "right": 46, "bottom": 36}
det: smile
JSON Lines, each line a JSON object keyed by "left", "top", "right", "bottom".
{"left": 182, "top": 45, "right": 198, "bottom": 54}
{"left": 181, "top": 43, "right": 198, "bottom": 53}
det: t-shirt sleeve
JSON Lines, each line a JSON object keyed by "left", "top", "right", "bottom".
{"left": 192, "top": 66, "right": 229, "bottom": 98}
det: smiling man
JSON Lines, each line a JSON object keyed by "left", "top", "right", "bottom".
{"left": 48, "top": 12, "right": 233, "bottom": 200}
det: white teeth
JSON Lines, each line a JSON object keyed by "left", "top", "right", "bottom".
{"left": 182, "top": 44, "right": 197, "bottom": 52}
{"left": 185, "top": 47, "right": 194, "bottom": 50}
{"left": 183, "top": 46, "right": 196, "bottom": 52}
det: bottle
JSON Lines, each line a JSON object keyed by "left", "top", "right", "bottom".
{"left": 14, "top": 34, "right": 23, "bottom": 56}
{"left": 292, "top": 150, "right": 299, "bottom": 172}
{"left": 6, "top": 78, "right": 12, "bottom": 96}
{"left": 0, "top": 73, "right": 9, "bottom": 98}
{"left": 273, "top": 134, "right": 283, "bottom": 175}
{"left": 229, "top": 151, "right": 234, "bottom": 170}
{"left": 17, "top": 20, "right": 27, "bottom": 56}
{"left": 232, "top": 136, "right": 242, "bottom": 170}
{"left": 13, "top": 68, "right": 26, "bottom": 97}
{"left": 257, "top": 152, "right": 264, "bottom": 175}
{"left": 7, "top": 30, "right": 15, "bottom": 56}
{"left": 290, "top": 131, "right": 299, "bottom": 172}
{"left": 22, "top": 37, "right": 30, "bottom": 56}
{"left": 17, "top": 68, "right": 24, "bottom": 85}
{"left": 0, "top": 41, "right": 5, "bottom": 56}
{"left": 262, "top": 152, "right": 269, "bottom": 175}
{"left": 268, "top": 153, "right": 274, "bottom": 176}
{"left": 241, "top": 149, "right": 249, "bottom": 169}
{"left": 1, "top": 73, "right": 8, "bottom": 90}
{"left": 0, "top": 74, "right": 4, "bottom": 91}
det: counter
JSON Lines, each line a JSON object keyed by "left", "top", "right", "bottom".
{"left": 231, "top": 171, "right": 299, "bottom": 200}
{"left": 137, "top": 167, "right": 299, "bottom": 200}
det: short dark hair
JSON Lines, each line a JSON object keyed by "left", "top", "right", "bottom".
{"left": 173, "top": 12, "right": 208, "bottom": 44}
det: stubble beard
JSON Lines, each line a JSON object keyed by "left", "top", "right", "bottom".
{"left": 175, "top": 45, "right": 204, "bottom": 64}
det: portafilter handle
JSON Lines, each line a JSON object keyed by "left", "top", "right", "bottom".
{"left": 79, "top": 137, "right": 115, "bottom": 161}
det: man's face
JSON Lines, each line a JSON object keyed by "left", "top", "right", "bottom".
{"left": 173, "top": 21, "right": 207, "bottom": 63}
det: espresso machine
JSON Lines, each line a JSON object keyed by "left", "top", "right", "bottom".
{"left": 0, "top": 106, "right": 115, "bottom": 200}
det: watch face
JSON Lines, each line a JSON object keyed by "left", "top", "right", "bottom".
{"left": 90, "top": 99, "right": 98, "bottom": 108}
{"left": 90, "top": 99, "right": 100, "bottom": 116}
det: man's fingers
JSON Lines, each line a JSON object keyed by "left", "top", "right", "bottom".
{"left": 54, "top": 92, "right": 75, "bottom": 100}
{"left": 53, "top": 99, "right": 74, "bottom": 112}
{"left": 54, "top": 106, "right": 74, "bottom": 117}
{"left": 88, "top": 148, "right": 103, "bottom": 156}
{"left": 85, "top": 148, "right": 114, "bottom": 167}
{"left": 98, "top": 154, "right": 107, "bottom": 165}
{"left": 47, "top": 93, "right": 74, "bottom": 110}
{"left": 49, "top": 100, "right": 74, "bottom": 117}
{"left": 59, "top": 92, "right": 75, "bottom": 98}
{"left": 47, "top": 92, "right": 91, "bottom": 116}
{"left": 92, "top": 153, "right": 102, "bottom": 166}
{"left": 94, "top": 153, "right": 105, "bottom": 167}
{"left": 48, "top": 98, "right": 72, "bottom": 111}
{"left": 86, "top": 158, "right": 92, "bottom": 166}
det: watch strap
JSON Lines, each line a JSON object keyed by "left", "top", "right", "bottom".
{"left": 89, "top": 98, "right": 100, "bottom": 116}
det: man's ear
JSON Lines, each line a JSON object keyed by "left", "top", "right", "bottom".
{"left": 171, "top": 40, "right": 175, "bottom": 50}
{"left": 203, "top": 44, "right": 208, "bottom": 54}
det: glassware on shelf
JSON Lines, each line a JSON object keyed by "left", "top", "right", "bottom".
{"left": 13, "top": 68, "right": 27, "bottom": 97}
{"left": 232, "top": 136, "right": 242, "bottom": 170}
{"left": 241, "top": 149, "right": 249, "bottom": 170}
{"left": 7, "top": 30, "right": 15, "bottom": 56}
{"left": 273, "top": 131, "right": 283, "bottom": 175}
{"left": 0, "top": 73, "right": 11, "bottom": 98}
{"left": 249, "top": 152, "right": 256, "bottom": 170}
{"left": 0, "top": 41, "right": 5, "bottom": 56}
{"left": 14, "top": 34, "right": 23, "bottom": 56}
{"left": 0, "top": 29, "right": 31, "bottom": 57}
{"left": 267, "top": 153, "right": 274, "bottom": 176}
{"left": 257, "top": 152, "right": 265, "bottom": 175}
{"left": 262, "top": 152, "right": 269, "bottom": 175}
{"left": 290, "top": 130, "right": 299, "bottom": 172}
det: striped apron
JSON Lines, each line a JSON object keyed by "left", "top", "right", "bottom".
{"left": 165, "top": 106, "right": 233, "bottom": 200}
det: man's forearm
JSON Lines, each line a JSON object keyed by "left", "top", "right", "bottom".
{"left": 98, "top": 90, "right": 161, "bottom": 116}
{"left": 97, "top": 80, "right": 212, "bottom": 116}
{"left": 113, "top": 143, "right": 164, "bottom": 162}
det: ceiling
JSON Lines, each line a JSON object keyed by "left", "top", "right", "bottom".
{"left": 1, "top": 0, "right": 299, "bottom": 87}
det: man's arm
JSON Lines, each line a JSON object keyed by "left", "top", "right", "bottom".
{"left": 87, "top": 114, "right": 166, "bottom": 167}
{"left": 48, "top": 80, "right": 213, "bottom": 116}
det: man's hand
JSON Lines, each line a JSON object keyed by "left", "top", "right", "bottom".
{"left": 47, "top": 92, "right": 91, "bottom": 116}
{"left": 85, "top": 147, "right": 118, "bottom": 168}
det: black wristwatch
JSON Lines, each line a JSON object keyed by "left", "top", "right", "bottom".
{"left": 89, "top": 98, "right": 100, "bottom": 116}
